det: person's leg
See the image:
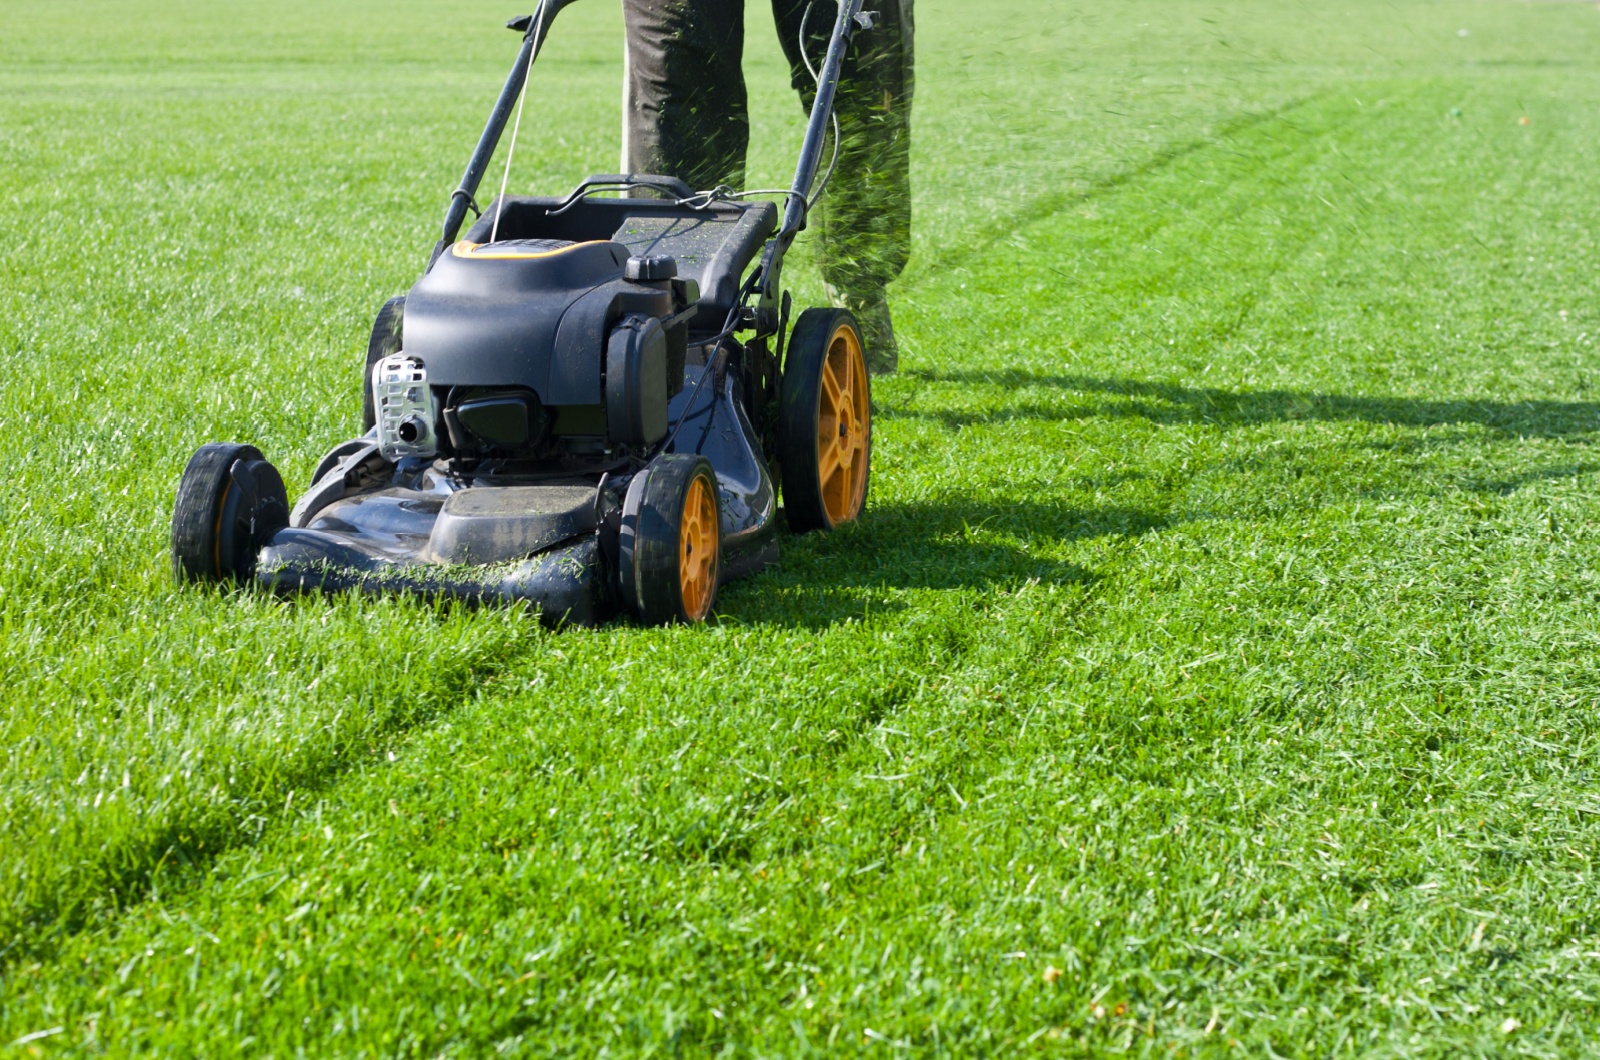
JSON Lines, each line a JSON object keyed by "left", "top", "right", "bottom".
{"left": 621, "top": 0, "right": 749, "bottom": 192}
{"left": 774, "top": 0, "right": 913, "bottom": 373}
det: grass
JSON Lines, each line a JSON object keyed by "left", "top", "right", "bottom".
{"left": 2, "top": 0, "right": 1600, "bottom": 1053}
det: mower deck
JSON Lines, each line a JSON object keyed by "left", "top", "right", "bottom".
{"left": 254, "top": 363, "right": 777, "bottom": 624}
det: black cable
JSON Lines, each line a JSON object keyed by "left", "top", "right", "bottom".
{"left": 676, "top": 185, "right": 813, "bottom": 219}
{"left": 811, "top": 112, "right": 843, "bottom": 211}
{"left": 655, "top": 272, "right": 761, "bottom": 456}
{"left": 793, "top": 1, "right": 843, "bottom": 216}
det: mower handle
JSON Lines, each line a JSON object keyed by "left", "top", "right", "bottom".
{"left": 428, "top": 0, "right": 583, "bottom": 269}
{"left": 544, "top": 174, "right": 697, "bottom": 216}
{"left": 749, "top": 0, "right": 869, "bottom": 315}
{"left": 428, "top": 0, "right": 870, "bottom": 340}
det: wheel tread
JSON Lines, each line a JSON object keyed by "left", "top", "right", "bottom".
{"left": 171, "top": 443, "right": 263, "bottom": 582}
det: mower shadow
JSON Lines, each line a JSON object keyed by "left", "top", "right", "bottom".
{"left": 715, "top": 498, "right": 1167, "bottom": 629}
{"left": 893, "top": 368, "right": 1600, "bottom": 439}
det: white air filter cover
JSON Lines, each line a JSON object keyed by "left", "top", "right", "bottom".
{"left": 373, "top": 354, "right": 438, "bottom": 461}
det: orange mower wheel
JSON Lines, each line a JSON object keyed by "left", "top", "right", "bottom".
{"left": 622, "top": 453, "right": 721, "bottom": 625}
{"left": 778, "top": 308, "right": 871, "bottom": 533}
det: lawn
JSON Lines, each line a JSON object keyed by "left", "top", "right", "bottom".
{"left": 3, "top": 0, "right": 1600, "bottom": 1054}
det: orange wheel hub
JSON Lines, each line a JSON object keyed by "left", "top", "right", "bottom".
{"left": 816, "top": 322, "right": 870, "bottom": 525}
{"left": 679, "top": 474, "right": 718, "bottom": 620}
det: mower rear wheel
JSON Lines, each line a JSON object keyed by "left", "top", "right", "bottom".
{"left": 779, "top": 308, "right": 871, "bottom": 532}
{"left": 360, "top": 295, "right": 405, "bottom": 432}
{"left": 171, "top": 443, "right": 290, "bottom": 584}
{"left": 623, "top": 454, "right": 721, "bottom": 625}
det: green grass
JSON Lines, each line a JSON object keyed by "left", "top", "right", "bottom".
{"left": 3, "top": 0, "right": 1600, "bottom": 1054}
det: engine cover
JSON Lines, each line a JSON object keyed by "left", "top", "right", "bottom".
{"left": 402, "top": 239, "right": 673, "bottom": 411}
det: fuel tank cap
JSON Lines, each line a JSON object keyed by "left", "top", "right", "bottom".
{"left": 625, "top": 254, "right": 677, "bottom": 282}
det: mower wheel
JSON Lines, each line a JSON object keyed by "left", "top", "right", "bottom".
{"left": 778, "top": 307, "right": 871, "bottom": 532}
{"left": 360, "top": 295, "right": 405, "bottom": 432}
{"left": 309, "top": 438, "right": 377, "bottom": 488}
{"left": 171, "top": 443, "right": 290, "bottom": 584}
{"left": 621, "top": 454, "right": 721, "bottom": 624}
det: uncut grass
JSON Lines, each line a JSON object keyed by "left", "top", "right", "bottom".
{"left": 4, "top": 0, "right": 1600, "bottom": 1054}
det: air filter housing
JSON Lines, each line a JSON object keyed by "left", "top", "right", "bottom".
{"left": 373, "top": 355, "right": 438, "bottom": 460}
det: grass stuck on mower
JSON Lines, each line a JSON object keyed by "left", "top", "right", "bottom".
{"left": 171, "top": 0, "right": 878, "bottom": 625}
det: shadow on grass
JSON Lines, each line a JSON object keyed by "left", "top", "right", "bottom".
{"left": 1455, "top": 462, "right": 1600, "bottom": 495}
{"left": 894, "top": 368, "right": 1600, "bottom": 439}
{"left": 718, "top": 497, "right": 1166, "bottom": 629}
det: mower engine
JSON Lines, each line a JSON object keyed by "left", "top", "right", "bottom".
{"left": 391, "top": 237, "right": 698, "bottom": 470}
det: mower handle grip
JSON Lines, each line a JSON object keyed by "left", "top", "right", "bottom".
{"left": 505, "top": 0, "right": 584, "bottom": 34}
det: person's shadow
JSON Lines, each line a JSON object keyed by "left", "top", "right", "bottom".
{"left": 716, "top": 496, "right": 1164, "bottom": 628}
{"left": 894, "top": 368, "right": 1600, "bottom": 441}
{"left": 719, "top": 368, "right": 1600, "bottom": 626}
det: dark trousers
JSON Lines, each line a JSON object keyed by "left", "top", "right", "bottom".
{"left": 622, "top": 0, "right": 912, "bottom": 301}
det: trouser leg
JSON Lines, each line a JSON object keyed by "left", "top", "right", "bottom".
{"left": 773, "top": 0, "right": 914, "bottom": 300}
{"left": 621, "top": 0, "right": 749, "bottom": 191}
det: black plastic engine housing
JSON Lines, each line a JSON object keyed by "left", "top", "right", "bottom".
{"left": 606, "top": 315, "right": 669, "bottom": 447}
{"left": 403, "top": 239, "right": 684, "bottom": 446}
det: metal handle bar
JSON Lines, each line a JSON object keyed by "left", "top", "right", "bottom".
{"left": 751, "top": 0, "right": 867, "bottom": 308}
{"left": 427, "top": 0, "right": 586, "bottom": 268}
{"left": 543, "top": 174, "right": 698, "bottom": 216}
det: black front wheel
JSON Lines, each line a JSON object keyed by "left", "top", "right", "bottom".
{"left": 171, "top": 443, "right": 289, "bottom": 584}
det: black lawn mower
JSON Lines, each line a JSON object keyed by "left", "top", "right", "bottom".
{"left": 171, "top": 0, "right": 878, "bottom": 625}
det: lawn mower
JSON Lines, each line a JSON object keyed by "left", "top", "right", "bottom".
{"left": 171, "top": 0, "right": 877, "bottom": 624}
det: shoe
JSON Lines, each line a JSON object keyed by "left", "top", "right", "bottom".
{"left": 839, "top": 291, "right": 898, "bottom": 375}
